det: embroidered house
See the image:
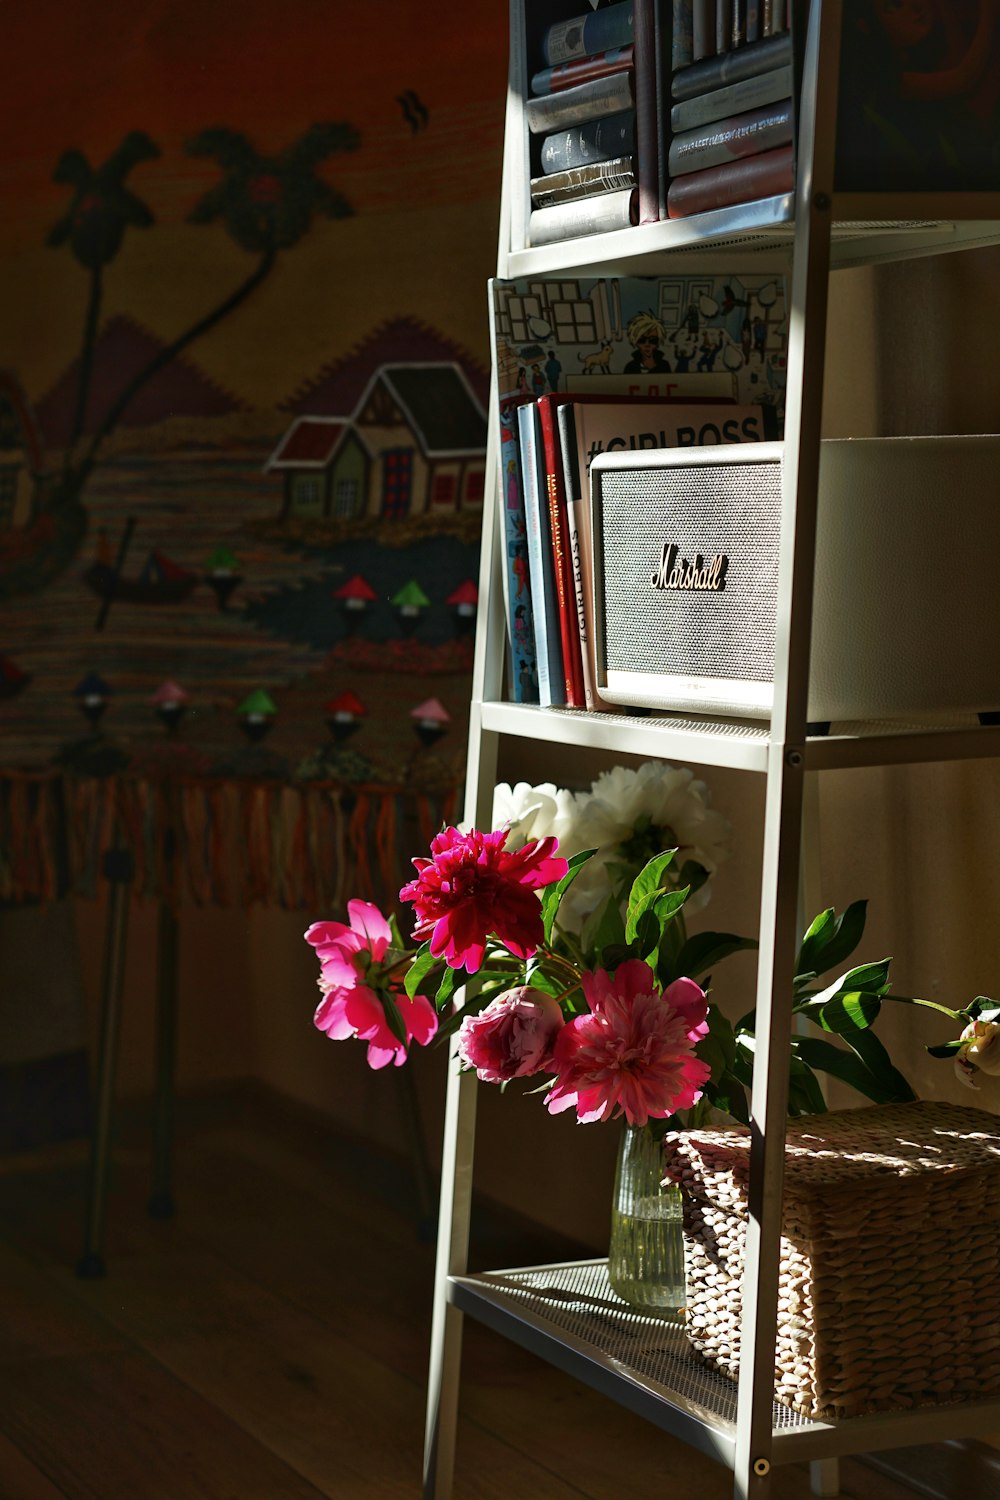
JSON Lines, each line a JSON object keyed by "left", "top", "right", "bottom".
{"left": 267, "top": 362, "right": 487, "bottom": 521}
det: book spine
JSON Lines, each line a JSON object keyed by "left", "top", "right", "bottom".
{"left": 528, "top": 187, "right": 638, "bottom": 247}
{"left": 671, "top": 0, "right": 693, "bottom": 72}
{"left": 525, "top": 70, "right": 634, "bottom": 134}
{"left": 666, "top": 141, "right": 794, "bottom": 217}
{"left": 762, "top": 0, "right": 773, "bottom": 34}
{"left": 667, "top": 97, "right": 793, "bottom": 176}
{"left": 530, "top": 45, "right": 634, "bottom": 97}
{"left": 658, "top": 4, "right": 679, "bottom": 218}
{"left": 671, "top": 29, "right": 791, "bottom": 100}
{"left": 540, "top": 109, "right": 637, "bottom": 174}
{"left": 731, "top": 0, "right": 746, "bottom": 49}
{"left": 516, "top": 403, "right": 563, "bottom": 706}
{"left": 536, "top": 397, "right": 585, "bottom": 707}
{"left": 531, "top": 156, "right": 636, "bottom": 208}
{"left": 498, "top": 400, "right": 539, "bottom": 704}
{"left": 769, "top": 0, "right": 787, "bottom": 33}
{"left": 670, "top": 63, "right": 792, "bottom": 133}
{"left": 715, "top": 0, "right": 732, "bottom": 55}
{"left": 692, "top": 0, "right": 715, "bottom": 60}
{"left": 633, "top": 0, "right": 659, "bottom": 223}
{"left": 745, "top": 0, "right": 761, "bottom": 43}
{"left": 543, "top": 1, "right": 635, "bottom": 67}
{"left": 557, "top": 403, "right": 611, "bottom": 713}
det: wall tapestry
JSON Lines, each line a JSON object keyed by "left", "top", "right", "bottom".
{"left": 0, "top": 0, "right": 507, "bottom": 910}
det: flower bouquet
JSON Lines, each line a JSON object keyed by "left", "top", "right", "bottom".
{"left": 304, "top": 761, "right": 982, "bottom": 1307}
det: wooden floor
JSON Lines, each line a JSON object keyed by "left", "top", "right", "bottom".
{"left": 0, "top": 1086, "right": 989, "bottom": 1500}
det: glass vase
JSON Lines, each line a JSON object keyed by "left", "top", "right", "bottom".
{"left": 607, "top": 1122, "right": 686, "bottom": 1316}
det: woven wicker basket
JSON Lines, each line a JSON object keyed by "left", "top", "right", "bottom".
{"left": 662, "top": 1100, "right": 1000, "bottom": 1420}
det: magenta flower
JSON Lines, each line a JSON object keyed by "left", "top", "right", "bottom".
{"left": 399, "top": 825, "right": 568, "bottom": 974}
{"left": 545, "top": 960, "right": 710, "bottom": 1127}
{"left": 305, "top": 900, "right": 437, "bottom": 1069}
{"left": 457, "top": 987, "right": 565, "bottom": 1083}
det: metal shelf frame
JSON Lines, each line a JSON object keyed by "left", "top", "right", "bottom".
{"left": 423, "top": 5, "right": 1000, "bottom": 1499}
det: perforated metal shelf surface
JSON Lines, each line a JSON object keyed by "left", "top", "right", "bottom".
{"left": 449, "top": 1259, "right": 1000, "bottom": 1467}
{"left": 478, "top": 701, "right": 1000, "bottom": 775}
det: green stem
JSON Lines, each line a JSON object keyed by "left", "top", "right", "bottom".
{"left": 880, "top": 994, "right": 970, "bottom": 1022}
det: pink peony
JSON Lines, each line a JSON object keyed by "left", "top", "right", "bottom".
{"left": 305, "top": 900, "right": 437, "bottom": 1069}
{"left": 457, "top": 987, "right": 565, "bottom": 1083}
{"left": 545, "top": 959, "right": 710, "bottom": 1127}
{"left": 399, "top": 825, "right": 568, "bottom": 974}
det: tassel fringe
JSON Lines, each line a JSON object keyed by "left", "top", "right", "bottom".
{"left": 0, "top": 772, "right": 461, "bottom": 918}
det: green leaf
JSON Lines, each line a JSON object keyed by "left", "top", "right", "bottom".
{"left": 581, "top": 891, "right": 627, "bottom": 957}
{"left": 787, "top": 1055, "right": 829, "bottom": 1116}
{"left": 705, "top": 1073, "right": 750, "bottom": 1124}
{"left": 838, "top": 1025, "right": 916, "bottom": 1103}
{"left": 675, "top": 931, "right": 758, "bottom": 982}
{"left": 404, "top": 944, "right": 436, "bottom": 999}
{"left": 793, "top": 1035, "right": 909, "bottom": 1105}
{"left": 624, "top": 850, "right": 677, "bottom": 936}
{"left": 695, "top": 1030, "right": 730, "bottom": 1083}
{"left": 625, "top": 884, "right": 688, "bottom": 945}
{"left": 704, "top": 1004, "right": 738, "bottom": 1072}
{"left": 926, "top": 1040, "right": 963, "bottom": 1058}
{"left": 818, "top": 990, "right": 884, "bottom": 1035}
{"left": 379, "top": 989, "right": 408, "bottom": 1047}
{"left": 634, "top": 907, "right": 661, "bottom": 960}
{"left": 796, "top": 899, "right": 868, "bottom": 980}
{"left": 799, "top": 959, "right": 892, "bottom": 1015}
{"left": 434, "top": 963, "right": 458, "bottom": 1012}
{"left": 541, "top": 848, "right": 595, "bottom": 943}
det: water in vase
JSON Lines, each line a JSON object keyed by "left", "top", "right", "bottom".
{"left": 608, "top": 1188, "right": 686, "bottom": 1314}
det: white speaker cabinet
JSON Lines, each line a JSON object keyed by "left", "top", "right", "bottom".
{"left": 590, "top": 436, "right": 1000, "bottom": 724}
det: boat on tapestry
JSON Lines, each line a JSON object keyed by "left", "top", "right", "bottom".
{"left": 83, "top": 520, "right": 198, "bottom": 605}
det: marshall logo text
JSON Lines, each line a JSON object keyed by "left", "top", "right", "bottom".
{"left": 650, "top": 542, "right": 728, "bottom": 592}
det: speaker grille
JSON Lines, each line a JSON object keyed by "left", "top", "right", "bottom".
{"left": 597, "top": 459, "right": 782, "bottom": 684}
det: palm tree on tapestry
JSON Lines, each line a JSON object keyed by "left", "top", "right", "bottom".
{"left": 3, "top": 122, "right": 359, "bottom": 601}
{"left": 77, "top": 122, "right": 360, "bottom": 479}
{"left": 46, "top": 130, "right": 161, "bottom": 457}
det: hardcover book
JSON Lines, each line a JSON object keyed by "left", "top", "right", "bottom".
{"left": 530, "top": 44, "right": 634, "bottom": 97}
{"left": 540, "top": 108, "right": 638, "bottom": 174}
{"left": 530, "top": 156, "right": 637, "bottom": 209}
{"left": 667, "top": 96, "right": 794, "bottom": 176}
{"left": 667, "top": 141, "right": 794, "bottom": 217}
{"left": 671, "top": 63, "right": 793, "bottom": 133}
{"left": 525, "top": 70, "right": 635, "bottom": 134}
{"left": 542, "top": 1, "right": 635, "bottom": 67}
{"left": 498, "top": 397, "right": 540, "bottom": 704}
{"left": 528, "top": 187, "right": 639, "bottom": 247}
{"left": 672, "top": 30, "right": 792, "bottom": 102}
{"left": 516, "top": 401, "right": 564, "bottom": 706}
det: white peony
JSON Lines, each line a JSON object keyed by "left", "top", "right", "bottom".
{"left": 550, "top": 762, "right": 732, "bottom": 937}
{"left": 491, "top": 780, "right": 579, "bottom": 850}
{"left": 954, "top": 1018, "right": 1000, "bottom": 1088}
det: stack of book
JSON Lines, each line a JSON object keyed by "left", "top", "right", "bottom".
{"left": 666, "top": 3, "right": 793, "bottom": 219}
{"left": 527, "top": 0, "right": 660, "bottom": 247}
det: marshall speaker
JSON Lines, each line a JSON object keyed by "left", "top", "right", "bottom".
{"left": 590, "top": 436, "right": 1000, "bottom": 723}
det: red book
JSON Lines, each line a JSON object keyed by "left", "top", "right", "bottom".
{"left": 530, "top": 45, "right": 634, "bottom": 96}
{"left": 667, "top": 143, "right": 794, "bottom": 219}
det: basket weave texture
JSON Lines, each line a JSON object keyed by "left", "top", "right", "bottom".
{"left": 662, "top": 1100, "right": 1000, "bottom": 1421}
